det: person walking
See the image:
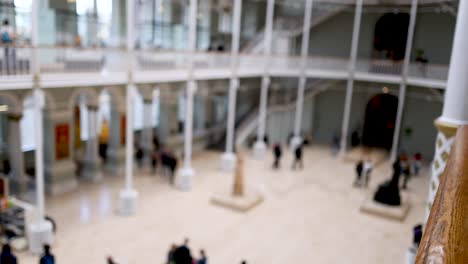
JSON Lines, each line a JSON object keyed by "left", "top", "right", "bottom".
{"left": 272, "top": 143, "right": 282, "bottom": 169}
{"left": 292, "top": 144, "right": 303, "bottom": 170}
{"left": 413, "top": 152, "right": 422, "bottom": 176}
{"left": 0, "top": 244, "right": 17, "bottom": 264}
{"left": 39, "top": 244, "right": 55, "bottom": 264}
{"left": 354, "top": 160, "right": 364, "bottom": 187}
{"left": 363, "top": 159, "right": 374, "bottom": 188}
{"left": 197, "top": 249, "right": 207, "bottom": 264}
{"left": 1, "top": 19, "right": 16, "bottom": 75}
{"left": 401, "top": 157, "right": 411, "bottom": 189}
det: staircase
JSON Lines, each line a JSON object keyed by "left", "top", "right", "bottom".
{"left": 242, "top": 6, "right": 346, "bottom": 54}
{"left": 235, "top": 79, "right": 339, "bottom": 147}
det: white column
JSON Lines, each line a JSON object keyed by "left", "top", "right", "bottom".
{"left": 339, "top": 0, "right": 363, "bottom": 155}
{"left": 29, "top": 0, "right": 54, "bottom": 254}
{"left": 390, "top": 0, "right": 418, "bottom": 162}
{"left": 82, "top": 106, "right": 101, "bottom": 181}
{"left": 254, "top": 0, "right": 275, "bottom": 159}
{"left": 176, "top": 0, "right": 198, "bottom": 190}
{"left": 221, "top": 0, "right": 242, "bottom": 171}
{"left": 176, "top": 81, "right": 196, "bottom": 190}
{"left": 119, "top": 0, "right": 138, "bottom": 216}
{"left": 427, "top": 0, "right": 468, "bottom": 218}
{"left": 141, "top": 99, "right": 153, "bottom": 166}
{"left": 7, "top": 114, "right": 28, "bottom": 194}
{"left": 292, "top": 0, "right": 313, "bottom": 149}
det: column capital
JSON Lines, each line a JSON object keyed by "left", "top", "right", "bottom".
{"left": 435, "top": 118, "right": 459, "bottom": 138}
{"left": 7, "top": 113, "right": 23, "bottom": 121}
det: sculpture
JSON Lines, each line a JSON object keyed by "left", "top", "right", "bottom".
{"left": 373, "top": 159, "right": 402, "bottom": 206}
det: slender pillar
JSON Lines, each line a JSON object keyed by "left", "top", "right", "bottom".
{"left": 105, "top": 102, "right": 124, "bottom": 175}
{"left": 253, "top": 0, "right": 275, "bottom": 159}
{"left": 292, "top": 0, "right": 314, "bottom": 149}
{"left": 390, "top": 0, "right": 418, "bottom": 162}
{"left": 29, "top": 0, "right": 54, "bottom": 254}
{"left": 82, "top": 106, "right": 101, "bottom": 181}
{"left": 6, "top": 113, "right": 28, "bottom": 194}
{"left": 141, "top": 99, "right": 153, "bottom": 166}
{"left": 176, "top": 0, "right": 198, "bottom": 190}
{"left": 427, "top": 0, "right": 468, "bottom": 218}
{"left": 119, "top": 0, "right": 138, "bottom": 216}
{"left": 221, "top": 0, "right": 242, "bottom": 171}
{"left": 176, "top": 81, "right": 196, "bottom": 190}
{"left": 339, "top": 0, "right": 363, "bottom": 155}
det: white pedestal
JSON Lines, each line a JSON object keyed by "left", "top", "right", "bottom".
{"left": 253, "top": 141, "right": 267, "bottom": 159}
{"left": 290, "top": 136, "right": 303, "bottom": 150}
{"left": 221, "top": 152, "right": 237, "bottom": 172}
{"left": 175, "top": 167, "right": 194, "bottom": 191}
{"left": 28, "top": 220, "right": 53, "bottom": 254}
{"left": 119, "top": 189, "right": 138, "bottom": 216}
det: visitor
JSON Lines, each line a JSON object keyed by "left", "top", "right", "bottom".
{"left": 272, "top": 143, "right": 282, "bottom": 169}
{"left": 292, "top": 144, "right": 303, "bottom": 170}
{"left": 39, "top": 244, "right": 55, "bottom": 264}
{"left": 413, "top": 152, "right": 422, "bottom": 176}
{"left": 331, "top": 134, "right": 340, "bottom": 156}
{"left": 354, "top": 160, "right": 364, "bottom": 187}
{"left": 197, "top": 249, "right": 207, "bottom": 264}
{"left": 351, "top": 130, "right": 360, "bottom": 147}
{"left": 1, "top": 19, "right": 16, "bottom": 75}
{"left": 107, "top": 256, "right": 117, "bottom": 264}
{"left": 167, "top": 244, "right": 177, "bottom": 264}
{"left": 173, "top": 238, "right": 192, "bottom": 264}
{"left": 135, "top": 143, "right": 144, "bottom": 168}
{"left": 0, "top": 244, "right": 17, "bottom": 264}
{"left": 363, "top": 159, "right": 374, "bottom": 188}
{"left": 401, "top": 154, "right": 411, "bottom": 189}
{"left": 161, "top": 149, "right": 178, "bottom": 183}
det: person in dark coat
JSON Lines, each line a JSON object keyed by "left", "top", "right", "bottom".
{"left": 354, "top": 160, "right": 364, "bottom": 187}
{"left": 0, "top": 244, "right": 17, "bottom": 264}
{"left": 39, "top": 244, "right": 55, "bottom": 264}
{"left": 272, "top": 144, "right": 282, "bottom": 169}
{"left": 292, "top": 144, "right": 303, "bottom": 170}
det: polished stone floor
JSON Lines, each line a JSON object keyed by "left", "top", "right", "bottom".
{"left": 19, "top": 146, "right": 429, "bottom": 264}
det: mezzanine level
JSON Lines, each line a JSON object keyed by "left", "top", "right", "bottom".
{"left": 0, "top": 45, "right": 448, "bottom": 90}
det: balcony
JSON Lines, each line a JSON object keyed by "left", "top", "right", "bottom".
{"left": 0, "top": 46, "right": 449, "bottom": 90}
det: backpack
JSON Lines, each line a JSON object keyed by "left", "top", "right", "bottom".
{"left": 1, "top": 31, "right": 12, "bottom": 43}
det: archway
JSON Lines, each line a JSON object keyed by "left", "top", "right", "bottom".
{"left": 362, "top": 93, "right": 398, "bottom": 150}
{"left": 373, "top": 13, "right": 409, "bottom": 60}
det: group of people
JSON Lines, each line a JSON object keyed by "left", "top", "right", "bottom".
{"left": 1, "top": 19, "right": 17, "bottom": 75}
{"left": 354, "top": 159, "right": 374, "bottom": 188}
{"left": 0, "top": 244, "right": 55, "bottom": 264}
{"left": 166, "top": 239, "right": 207, "bottom": 264}
{"left": 272, "top": 143, "right": 304, "bottom": 170}
{"left": 354, "top": 152, "right": 422, "bottom": 190}
{"left": 134, "top": 136, "right": 179, "bottom": 184}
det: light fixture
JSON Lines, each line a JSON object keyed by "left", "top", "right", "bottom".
{"left": 0, "top": 105, "right": 9, "bottom": 112}
{"left": 382, "top": 87, "right": 389, "bottom": 94}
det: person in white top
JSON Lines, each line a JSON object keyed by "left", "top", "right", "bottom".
{"left": 363, "top": 159, "right": 374, "bottom": 187}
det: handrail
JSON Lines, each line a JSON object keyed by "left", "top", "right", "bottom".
{"left": 415, "top": 125, "right": 468, "bottom": 263}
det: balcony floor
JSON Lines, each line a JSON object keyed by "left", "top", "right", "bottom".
{"left": 18, "top": 146, "right": 428, "bottom": 263}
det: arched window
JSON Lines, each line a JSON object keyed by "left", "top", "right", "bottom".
{"left": 20, "top": 95, "right": 36, "bottom": 151}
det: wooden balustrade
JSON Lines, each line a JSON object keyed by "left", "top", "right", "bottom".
{"left": 415, "top": 125, "right": 468, "bottom": 263}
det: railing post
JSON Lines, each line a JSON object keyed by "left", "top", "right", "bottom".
{"left": 339, "top": 0, "right": 363, "bottom": 156}
{"left": 254, "top": 0, "right": 275, "bottom": 159}
{"left": 427, "top": 0, "right": 468, "bottom": 219}
{"left": 390, "top": 0, "right": 418, "bottom": 162}
{"left": 292, "top": 0, "right": 314, "bottom": 149}
{"left": 119, "top": 0, "right": 139, "bottom": 216}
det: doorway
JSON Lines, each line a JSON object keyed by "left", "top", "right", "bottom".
{"left": 362, "top": 93, "right": 398, "bottom": 150}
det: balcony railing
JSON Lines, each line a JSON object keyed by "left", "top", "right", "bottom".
{"left": 416, "top": 125, "right": 468, "bottom": 263}
{"left": 0, "top": 45, "right": 32, "bottom": 76}
{"left": 37, "top": 46, "right": 127, "bottom": 74}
